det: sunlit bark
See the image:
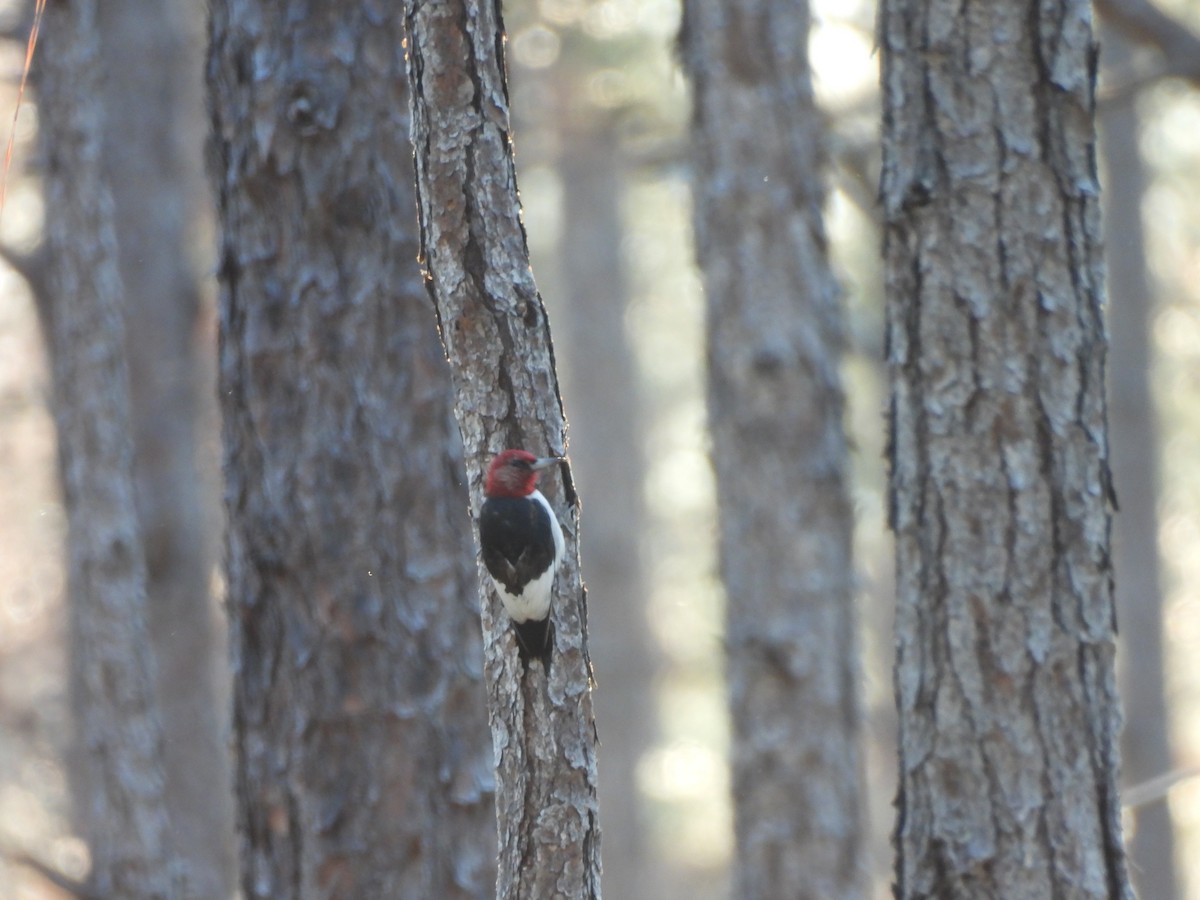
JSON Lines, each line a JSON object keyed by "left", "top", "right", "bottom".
{"left": 405, "top": 1, "right": 602, "bottom": 896}
{"left": 881, "top": 1, "right": 1132, "bottom": 895}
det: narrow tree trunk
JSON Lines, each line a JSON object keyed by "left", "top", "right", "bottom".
{"left": 1100, "top": 30, "right": 1177, "bottom": 900}
{"left": 681, "top": 2, "right": 864, "bottom": 898}
{"left": 97, "top": 4, "right": 234, "bottom": 895}
{"left": 557, "top": 124, "right": 660, "bottom": 900}
{"left": 404, "top": 1, "right": 602, "bottom": 897}
{"left": 880, "top": 1, "right": 1132, "bottom": 896}
{"left": 38, "top": 1, "right": 174, "bottom": 895}
{"left": 207, "top": 3, "right": 495, "bottom": 897}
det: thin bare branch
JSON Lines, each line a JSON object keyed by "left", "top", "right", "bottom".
{"left": 1123, "top": 767, "right": 1200, "bottom": 811}
{"left": 1096, "top": 0, "right": 1200, "bottom": 93}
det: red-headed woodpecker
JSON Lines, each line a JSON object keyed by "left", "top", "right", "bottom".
{"left": 479, "top": 449, "right": 566, "bottom": 670}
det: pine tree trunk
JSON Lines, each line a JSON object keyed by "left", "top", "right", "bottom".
{"left": 682, "top": 2, "right": 865, "bottom": 897}
{"left": 404, "top": 1, "right": 603, "bottom": 897}
{"left": 97, "top": 3, "right": 235, "bottom": 894}
{"left": 557, "top": 124, "right": 659, "bottom": 900}
{"left": 880, "top": 1, "right": 1132, "bottom": 896}
{"left": 1100, "top": 30, "right": 1177, "bottom": 900}
{"left": 207, "top": 3, "right": 495, "bottom": 896}
{"left": 38, "top": 0, "right": 174, "bottom": 895}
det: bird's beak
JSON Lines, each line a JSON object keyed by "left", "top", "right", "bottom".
{"left": 531, "top": 456, "right": 564, "bottom": 471}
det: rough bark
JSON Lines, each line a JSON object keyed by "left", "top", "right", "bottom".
{"left": 207, "top": 2, "right": 495, "bottom": 897}
{"left": 404, "top": 1, "right": 602, "bottom": 897}
{"left": 96, "top": 3, "right": 235, "bottom": 895}
{"left": 681, "top": 2, "right": 865, "bottom": 898}
{"left": 38, "top": 0, "right": 174, "bottom": 896}
{"left": 880, "top": 1, "right": 1132, "bottom": 897}
{"left": 1100, "top": 31, "right": 1177, "bottom": 900}
{"left": 557, "top": 124, "right": 659, "bottom": 900}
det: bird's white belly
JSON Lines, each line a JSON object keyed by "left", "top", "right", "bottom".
{"left": 494, "top": 564, "right": 555, "bottom": 623}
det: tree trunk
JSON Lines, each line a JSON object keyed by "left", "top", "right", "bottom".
{"left": 557, "top": 124, "right": 660, "bottom": 900}
{"left": 1099, "top": 29, "right": 1177, "bottom": 900}
{"left": 404, "top": 1, "right": 603, "bottom": 897}
{"left": 96, "top": 3, "right": 234, "bottom": 895}
{"left": 207, "top": 3, "right": 495, "bottom": 897}
{"left": 880, "top": 1, "right": 1132, "bottom": 896}
{"left": 681, "top": 2, "right": 865, "bottom": 898}
{"left": 38, "top": 1, "right": 174, "bottom": 895}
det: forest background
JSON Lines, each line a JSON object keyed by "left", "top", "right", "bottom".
{"left": 0, "top": 0, "right": 1199, "bottom": 897}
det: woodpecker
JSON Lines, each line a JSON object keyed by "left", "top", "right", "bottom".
{"left": 478, "top": 449, "right": 566, "bottom": 670}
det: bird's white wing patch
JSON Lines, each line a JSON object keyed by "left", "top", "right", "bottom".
{"left": 531, "top": 489, "right": 565, "bottom": 565}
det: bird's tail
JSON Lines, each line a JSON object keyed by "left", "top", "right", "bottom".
{"left": 513, "top": 617, "right": 554, "bottom": 675}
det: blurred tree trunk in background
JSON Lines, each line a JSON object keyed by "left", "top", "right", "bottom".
{"left": 38, "top": 0, "right": 175, "bottom": 894}
{"left": 682, "top": 1, "right": 865, "bottom": 897}
{"left": 881, "top": 1, "right": 1131, "bottom": 896}
{"left": 1100, "top": 30, "right": 1177, "bottom": 900}
{"left": 207, "top": 2, "right": 495, "bottom": 896}
{"left": 97, "top": 3, "right": 235, "bottom": 895}
{"left": 405, "top": 0, "right": 603, "bottom": 895}
{"left": 558, "top": 122, "right": 660, "bottom": 900}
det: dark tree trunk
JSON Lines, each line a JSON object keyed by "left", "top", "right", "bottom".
{"left": 96, "top": 3, "right": 234, "bottom": 894}
{"left": 881, "top": 1, "right": 1132, "bottom": 896}
{"left": 1100, "top": 30, "right": 1177, "bottom": 900}
{"left": 681, "top": 1, "right": 865, "bottom": 897}
{"left": 404, "top": 1, "right": 603, "bottom": 896}
{"left": 207, "top": 3, "right": 495, "bottom": 896}
{"left": 38, "top": 0, "right": 174, "bottom": 895}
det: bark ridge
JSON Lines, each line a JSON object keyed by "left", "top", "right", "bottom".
{"left": 881, "top": 2, "right": 1131, "bottom": 896}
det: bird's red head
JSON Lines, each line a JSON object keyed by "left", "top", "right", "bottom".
{"left": 485, "top": 449, "right": 561, "bottom": 498}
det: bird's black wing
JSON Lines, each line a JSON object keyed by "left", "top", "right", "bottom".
{"left": 478, "top": 497, "right": 557, "bottom": 598}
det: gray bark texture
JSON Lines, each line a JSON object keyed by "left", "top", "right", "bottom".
{"left": 207, "top": 2, "right": 495, "bottom": 897}
{"left": 404, "top": 1, "right": 603, "bottom": 897}
{"left": 880, "top": 1, "right": 1132, "bottom": 897}
{"left": 681, "top": 2, "right": 865, "bottom": 898}
{"left": 97, "top": 3, "right": 235, "bottom": 895}
{"left": 38, "top": 0, "right": 175, "bottom": 896}
{"left": 1100, "top": 31, "right": 1177, "bottom": 900}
